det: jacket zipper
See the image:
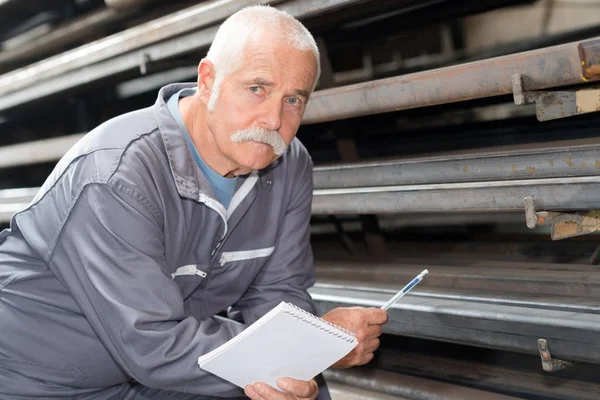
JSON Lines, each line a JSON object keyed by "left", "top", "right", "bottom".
{"left": 171, "top": 264, "right": 207, "bottom": 279}
{"left": 219, "top": 246, "right": 275, "bottom": 266}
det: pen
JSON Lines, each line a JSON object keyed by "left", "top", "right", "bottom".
{"left": 380, "top": 269, "right": 429, "bottom": 310}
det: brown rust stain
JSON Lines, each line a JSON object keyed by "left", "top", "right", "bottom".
{"left": 527, "top": 167, "right": 536, "bottom": 176}
{"left": 463, "top": 165, "right": 468, "bottom": 173}
{"left": 511, "top": 164, "right": 517, "bottom": 173}
{"left": 549, "top": 160, "right": 554, "bottom": 167}
{"left": 498, "top": 164, "right": 503, "bottom": 170}
{"left": 581, "top": 161, "right": 588, "bottom": 168}
{"left": 595, "top": 160, "right": 600, "bottom": 169}
{"left": 554, "top": 221, "right": 579, "bottom": 237}
{"left": 564, "top": 154, "right": 575, "bottom": 167}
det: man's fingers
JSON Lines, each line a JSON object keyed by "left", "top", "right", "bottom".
{"left": 366, "top": 324, "right": 383, "bottom": 339}
{"left": 366, "top": 308, "right": 388, "bottom": 325}
{"left": 365, "top": 338, "right": 380, "bottom": 353}
{"left": 278, "top": 378, "right": 318, "bottom": 398}
{"left": 245, "top": 384, "right": 267, "bottom": 400}
{"left": 360, "top": 352, "right": 375, "bottom": 365}
{"left": 251, "top": 383, "right": 287, "bottom": 400}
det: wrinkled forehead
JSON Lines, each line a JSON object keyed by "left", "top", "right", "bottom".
{"left": 235, "top": 37, "right": 318, "bottom": 91}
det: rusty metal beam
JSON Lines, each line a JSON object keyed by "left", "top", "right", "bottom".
{"left": 302, "top": 37, "right": 600, "bottom": 124}
{"left": 580, "top": 38, "right": 600, "bottom": 80}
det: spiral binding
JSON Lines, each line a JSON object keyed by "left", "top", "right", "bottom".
{"left": 283, "top": 302, "right": 356, "bottom": 343}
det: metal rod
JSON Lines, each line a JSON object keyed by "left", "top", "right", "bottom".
{"left": 0, "top": 9, "right": 135, "bottom": 68}
{"left": 309, "top": 283, "right": 600, "bottom": 364}
{"left": 302, "top": 37, "right": 600, "bottom": 124}
{"left": 0, "top": 0, "right": 363, "bottom": 112}
{"left": 3, "top": 177, "right": 600, "bottom": 221}
{"left": 0, "top": 0, "right": 283, "bottom": 96}
{"left": 313, "top": 144, "right": 600, "bottom": 189}
{"left": 0, "top": 134, "right": 84, "bottom": 169}
{"left": 312, "top": 176, "right": 600, "bottom": 214}
{"left": 323, "top": 368, "right": 521, "bottom": 400}
{"left": 314, "top": 260, "right": 600, "bottom": 303}
{"left": 373, "top": 348, "right": 600, "bottom": 400}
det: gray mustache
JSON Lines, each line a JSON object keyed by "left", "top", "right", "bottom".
{"left": 230, "top": 127, "right": 288, "bottom": 156}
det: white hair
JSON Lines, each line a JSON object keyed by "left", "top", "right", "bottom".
{"left": 205, "top": 5, "right": 321, "bottom": 111}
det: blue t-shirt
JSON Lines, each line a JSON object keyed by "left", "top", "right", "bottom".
{"left": 167, "top": 88, "right": 237, "bottom": 209}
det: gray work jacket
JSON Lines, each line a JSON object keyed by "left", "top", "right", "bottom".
{"left": 0, "top": 83, "right": 318, "bottom": 397}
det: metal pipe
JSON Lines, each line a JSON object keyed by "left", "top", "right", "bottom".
{"left": 312, "top": 176, "right": 600, "bottom": 214}
{"left": 313, "top": 144, "right": 600, "bottom": 189}
{"left": 302, "top": 37, "right": 600, "bottom": 124}
{"left": 323, "top": 369, "right": 521, "bottom": 400}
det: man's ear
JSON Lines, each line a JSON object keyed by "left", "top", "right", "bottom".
{"left": 197, "top": 58, "right": 215, "bottom": 105}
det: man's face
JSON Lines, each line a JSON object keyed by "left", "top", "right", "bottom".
{"left": 203, "top": 39, "right": 317, "bottom": 175}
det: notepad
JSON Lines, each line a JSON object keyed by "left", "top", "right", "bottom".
{"left": 197, "top": 301, "right": 357, "bottom": 389}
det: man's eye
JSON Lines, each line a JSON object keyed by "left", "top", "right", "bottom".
{"left": 249, "top": 86, "right": 261, "bottom": 94}
{"left": 287, "top": 97, "right": 301, "bottom": 105}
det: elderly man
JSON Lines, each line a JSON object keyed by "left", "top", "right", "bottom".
{"left": 0, "top": 5, "right": 387, "bottom": 400}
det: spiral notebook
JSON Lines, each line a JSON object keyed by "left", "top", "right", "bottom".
{"left": 197, "top": 301, "right": 357, "bottom": 389}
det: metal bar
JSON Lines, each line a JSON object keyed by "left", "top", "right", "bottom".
{"left": 0, "top": 0, "right": 362, "bottom": 112}
{"left": 580, "top": 38, "right": 600, "bottom": 80}
{"left": 373, "top": 349, "right": 600, "bottom": 400}
{"left": 324, "top": 369, "right": 522, "bottom": 400}
{"left": 328, "top": 382, "right": 407, "bottom": 400}
{"left": 302, "top": 37, "right": 600, "bottom": 124}
{"left": 314, "top": 262, "right": 600, "bottom": 306}
{"left": 313, "top": 144, "right": 600, "bottom": 189}
{"left": 0, "top": 134, "right": 84, "bottom": 169}
{"left": 0, "top": 0, "right": 283, "bottom": 96}
{"left": 312, "top": 177, "right": 600, "bottom": 214}
{"left": 309, "top": 283, "right": 600, "bottom": 364}
{"left": 3, "top": 177, "right": 600, "bottom": 221}
{"left": 0, "top": 8, "right": 135, "bottom": 68}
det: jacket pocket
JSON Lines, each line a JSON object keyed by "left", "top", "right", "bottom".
{"left": 219, "top": 246, "right": 275, "bottom": 266}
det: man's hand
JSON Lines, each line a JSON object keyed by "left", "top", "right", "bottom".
{"left": 321, "top": 307, "right": 388, "bottom": 368}
{"left": 245, "top": 378, "right": 318, "bottom": 400}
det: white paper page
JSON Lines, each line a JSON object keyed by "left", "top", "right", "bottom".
{"left": 198, "top": 303, "right": 357, "bottom": 389}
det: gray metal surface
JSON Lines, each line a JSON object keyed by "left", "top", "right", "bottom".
{"left": 313, "top": 144, "right": 600, "bottom": 189}
{"left": 0, "top": 187, "right": 37, "bottom": 223}
{"left": 0, "top": 8, "right": 135, "bottom": 68}
{"left": 303, "top": 37, "right": 600, "bottom": 124}
{"left": 2, "top": 177, "right": 600, "bottom": 221}
{"left": 0, "top": 0, "right": 282, "bottom": 95}
{"left": 0, "top": 134, "right": 84, "bottom": 169}
{"left": 373, "top": 348, "right": 600, "bottom": 400}
{"left": 309, "top": 283, "right": 600, "bottom": 364}
{"left": 314, "top": 260, "right": 600, "bottom": 300}
{"left": 0, "top": 0, "right": 362, "bottom": 111}
{"left": 312, "top": 176, "right": 600, "bottom": 214}
{"left": 324, "top": 369, "right": 522, "bottom": 400}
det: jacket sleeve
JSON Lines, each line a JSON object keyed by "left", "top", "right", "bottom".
{"left": 46, "top": 182, "right": 246, "bottom": 396}
{"left": 230, "top": 153, "right": 318, "bottom": 326}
